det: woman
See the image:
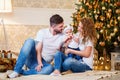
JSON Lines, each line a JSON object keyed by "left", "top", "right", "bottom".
{"left": 62, "top": 17, "right": 97, "bottom": 72}
{"left": 50, "top": 17, "right": 97, "bottom": 75}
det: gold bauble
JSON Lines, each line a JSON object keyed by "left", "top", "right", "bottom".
{"left": 86, "top": 2, "right": 89, "bottom": 6}
{"left": 106, "top": 12, "right": 111, "bottom": 19}
{"left": 97, "top": 10, "right": 100, "bottom": 14}
{"left": 114, "top": 42, "right": 118, "bottom": 46}
{"left": 118, "top": 16, "right": 120, "bottom": 21}
{"left": 89, "top": 5, "right": 92, "bottom": 9}
{"left": 116, "top": 1, "right": 120, "bottom": 6}
{"left": 102, "top": 6, "right": 106, "bottom": 10}
{"left": 97, "top": 34, "right": 100, "bottom": 39}
{"left": 94, "top": 10, "right": 96, "bottom": 14}
{"left": 89, "top": 13, "right": 92, "bottom": 16}
{"left": 114, "top": 28, "right": 118, "bottom": 33}
{"left": 100, "top": 29, "right": 104, "bottom": 33}
{"left": 108, "top": 9, "right": 112, "bottom": 13}
{"left": 93, "top": 60, "right": 98, "bottom": 65}
{"left": 95, "top": 14, "right": 98, "bottom": 20}
{"left": 105, "top": 57, "right": 111, "bottom": 71}
{"left": 116, "top": 9, "right": 120, "bottom": 14}
{"left": 98, "top": 57, "right": 105, "bottom": 70}
{"left": 93, "top": 66, "right": 98, "bottom": 70}
{"left": 114, "top": 19, "right": 118, "bottom": 25}
{"left": 81, "top": 8, "right": 85, "bottom": 12}
{"left": 110, "top": 33, "right": 115, "bottom": 37}
{"left": 70, "top": 23, "right": 74, "bottom": 26}
{"left": 118, "top": 36, "right": 120, "bottom": 41}
{"left": 100, "top": 16, "right": 105, "bottom": 21}
{"left": 106, "top": 36, "right": 111, "bottom": 41}
{"left": 110, "top": 19, "right": 114, "bottom": 26}
{"left": 107, "top": 24, "right": 110, "bottom": 28}
{"left": 99, "top": 42, "right": 105, "bottom": 47}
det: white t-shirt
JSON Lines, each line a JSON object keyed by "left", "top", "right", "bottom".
{"left": 35, "top": 28, "right": 64, "bottom": 63}
{"left": 78, "top": 36, "right": 94, "bottom": 69}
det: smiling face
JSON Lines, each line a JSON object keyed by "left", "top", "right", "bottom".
{"left": 78, "top": 22, "right": 83, "bottom": 33}
{"left": 53, "top": 22, "right": 64, "bottom": 34}
{"left": 65, "top": 29, "right": 73, "bottom": 36}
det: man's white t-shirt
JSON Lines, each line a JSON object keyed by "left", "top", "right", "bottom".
{"left": 35, "top": 28, "right": 64, "bottom": 63}
{"left": 78, "top": 36, "right": 94, "bottom": 69}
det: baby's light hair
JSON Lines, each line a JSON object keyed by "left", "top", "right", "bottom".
{"left": 63, "top": 24, "right": 73, "bottom": 33}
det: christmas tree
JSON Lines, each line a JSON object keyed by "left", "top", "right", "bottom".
{"left": 71, "top": 0, "right": 120, "bottom": 57}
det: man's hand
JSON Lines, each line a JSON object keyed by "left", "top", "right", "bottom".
{"left": 35, "top": 63, "right": 43, "bottom": 72}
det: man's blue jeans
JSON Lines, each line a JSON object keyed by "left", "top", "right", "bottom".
{"left": 14, "top": 38, "right": 54, "bottom": 75}
{"left": 54, "top": 51, "right": 92, "bottom": 72}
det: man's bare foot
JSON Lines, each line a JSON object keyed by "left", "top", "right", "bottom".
{"left": 50, "top": 70, "right": 61, "bottom": 76}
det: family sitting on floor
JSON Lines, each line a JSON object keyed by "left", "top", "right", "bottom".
{"left": 7, "top": 14, "right": 97, "bottom": 78}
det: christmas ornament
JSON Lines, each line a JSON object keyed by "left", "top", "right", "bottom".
{"left": 107, "top": 24, "right": 110, "bottom": 28}
{"left": 114, "top": 28, "right": 118, "bottom": 33}
{"left": 98, "top": 57, "right": 105, "bottom": 70}
{"left": 116, "top": 9, "right": 120, "bottom": 14}
{"left": 102, "top": 6, "right": 106, "bottom": 10}
{"left": 94, "top": 10, "right": 96, "bottom": 14}
{"left": 118, "top": 16, "right": 120, "bottom": 21}
{"left": 118, "top": 36, "right": 120, "bottom": 41}
{"left": 95, "top": 14, "right": 99, "bottom": 20}
{"left": 106, "top": 36, "right": 111, "bottom": 41}
{"left": 114, "top": 19, "right": 118, "bottom": 25}
{"left": 108, "top": 9, "right": 112, "bottom": 13}
{"left": 106, "top": 12, "right": 111, "bottom": 19}
{"left": 100, "top": 16, "right": 105, "bottom": 21}
{"left": 110, "top": 19, "right": 114, "bottom": 26}
{"left": 116, "top": 1, "right": 120, "bottom": 6}
{"left": 114, "top": 41, "right": 118, "bottom": 47}
{"left": 99, "top": 41, "right": 105, "bottom": 47}
{"left": 97, "top": 10, "right": 100, "bottom": 14}
{"left": 104, "top": 56, "right": 111, "bottom": 71}
{"left": 100, "top": 29, "right": 104, "bottom": 33}
{"left": 97, "top": 34, "right": 100, "bottom": 39}
{"left": 110, "top": 33, "right": 115, "bottom": 37}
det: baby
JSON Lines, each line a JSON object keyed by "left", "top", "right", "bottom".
{"left": 63, "top": 25, "right": 82, "bottom": 60}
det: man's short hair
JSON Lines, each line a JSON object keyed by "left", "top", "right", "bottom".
{"left": 50, "top": 14, "right": 64, "bottom": 26}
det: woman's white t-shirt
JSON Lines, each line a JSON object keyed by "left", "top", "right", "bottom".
{"left": 78, "top": 36, "right": 94, "bottom": 69}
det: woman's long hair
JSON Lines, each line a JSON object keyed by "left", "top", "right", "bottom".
{"left": 80, "top": 17, "right": 97, "bottom": 45}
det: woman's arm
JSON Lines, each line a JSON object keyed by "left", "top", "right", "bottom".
{"left": 35, "top": 42, "right": 43, "bottom": 71}
{"left": 65, "top": 46, "right": 92, "bottom": 58}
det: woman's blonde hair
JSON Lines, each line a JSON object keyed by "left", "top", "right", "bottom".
{"left": 80, "top": 17, "right": 97, "bottom": 45}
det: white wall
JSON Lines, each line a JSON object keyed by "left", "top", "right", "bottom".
{"left": 2, "top": 7, "right": 75, "bottom": 25}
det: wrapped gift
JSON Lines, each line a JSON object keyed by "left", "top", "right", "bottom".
{"left": 0, "top": 50, "right": 16, "bottom": 72}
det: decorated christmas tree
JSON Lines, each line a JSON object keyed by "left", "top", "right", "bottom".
{"left": 71, "top": 0, "right": 120, "bottom": 57}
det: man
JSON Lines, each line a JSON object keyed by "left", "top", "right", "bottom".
{"left": 8, "top": 14, "right": 66, "bottom": 78}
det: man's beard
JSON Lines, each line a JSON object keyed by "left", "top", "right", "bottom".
{"left": 54, "top": 29, "right": 62, "bottom": 34}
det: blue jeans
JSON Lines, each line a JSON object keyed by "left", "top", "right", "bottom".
{"left": 54, "top": 51, "right": 92, "bottom": 72}
{"left": 14, "top": 38, "right": 54, "bottom": 75}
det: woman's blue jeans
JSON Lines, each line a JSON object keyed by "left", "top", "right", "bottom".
{"left": 14, "top": 38, "right": 54, "bottom": 75}
{"left": 54, "top": 51, "right": 92, "bottom": 72}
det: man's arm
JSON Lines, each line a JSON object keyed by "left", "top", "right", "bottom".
{"left": 35, "top": 41, "right": 43, "bottom": 71}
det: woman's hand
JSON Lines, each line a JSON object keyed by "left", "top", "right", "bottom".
{"left": 35, "top": 63, "right": 43, "bottom": 72}
{"left": 65, "top": 48, "right": 71, "bottom": 55}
